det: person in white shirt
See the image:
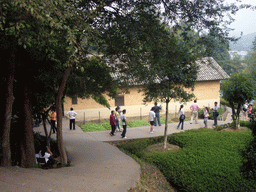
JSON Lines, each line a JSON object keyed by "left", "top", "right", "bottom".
{"left": 177, "top": 105, "right": 185, "bottom": 130}
{"left": 38, "top": 146, "right": 59, "bottom": 167}
{"left": 120, "top": 109, "right": 127, "bottom": 138}
{"left": 149, "top": 107, "right": 156, "bottom": 133}
{"left": 66, "top": 108, "right": 77, "bottom": 130}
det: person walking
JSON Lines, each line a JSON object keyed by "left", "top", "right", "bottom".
{"left": 177, "top": 105, "right": 185, "bottom": 130}
{"left": 66, "top": 108, "right": 77, "bottom": 130}
{"left": 110, "top": 110, "right": 116, "bottom": 136}
{"left": 153, "top": 102, "right": 161, "bottom": 127}
{"left": 149, "top": 107, "right": 155, "bottom": 133}
{"left": 115, "top": 106, "right": 121, "bottom": 132}
{"left": 212, "top": 102, "right": 219, "bottom": 126}
{"left": 120, "top": 109, "right": 127, "bottom": 139}
{"left": 204, "top": 107, "right": 209, "bottom": 128}
{"left": 190, "top": 100, "right": 199, "bottom": 124}
{"left": 50, "top": 109, "right": 57, "bottom": 133}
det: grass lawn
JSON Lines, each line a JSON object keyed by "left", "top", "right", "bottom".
{"left": 118, "top": 128, "right": 256, "bottom": 192}
{"left": 81, "top": 120, "right": 150, "bottom": 132}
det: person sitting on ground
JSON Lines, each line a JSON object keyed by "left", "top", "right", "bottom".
{"left": 38, "top": 145, "right": 59, "bottom": 167}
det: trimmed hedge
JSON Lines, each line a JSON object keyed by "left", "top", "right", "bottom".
{"left": 119, "top": 129, "right": 256, "bottom": 192}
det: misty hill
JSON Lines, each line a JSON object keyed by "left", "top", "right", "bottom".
{"left": 229, "top": 32, "right": 256, "bottom": 52}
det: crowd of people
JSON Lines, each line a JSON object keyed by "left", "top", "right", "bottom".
{"left": 109, "top": 101, "right": 221, "bottom": 139}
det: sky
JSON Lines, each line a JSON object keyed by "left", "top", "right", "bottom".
{"left": 225, "top": 0, "right": 256, "bottom": 37}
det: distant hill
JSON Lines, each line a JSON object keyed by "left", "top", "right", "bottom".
{"left": 229, "top": 32, "right": 256, "bottom": 52}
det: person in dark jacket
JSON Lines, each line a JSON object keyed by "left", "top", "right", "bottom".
{"left": 110, "top": 110, "right": 116, "bottom": 136}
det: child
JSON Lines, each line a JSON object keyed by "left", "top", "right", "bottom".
{"left": 120, "top": 109, "right": 127, "bottom": 138}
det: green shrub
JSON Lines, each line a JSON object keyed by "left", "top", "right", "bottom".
{"left": 241, "top": 137, "right": 256, "bottom": 180}
{"left": 120, "top": 129, "right": 256, "bottom": 192}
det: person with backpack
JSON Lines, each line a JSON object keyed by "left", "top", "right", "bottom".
{"left": 177, "top": 105, "right": 185, "bottom": 130}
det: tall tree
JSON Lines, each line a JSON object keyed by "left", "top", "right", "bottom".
{"left": 142, "top": 28, "right": 199, "bottom": 148}
{"left": 222, "top": 72, "right": 256, "bottom": 129}
{"left": 0, "top": 0, "right": 81, "bottom": 167}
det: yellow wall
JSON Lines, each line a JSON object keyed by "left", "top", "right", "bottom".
{"left": 64, "top": 80, "right": 220, "bottom": 121}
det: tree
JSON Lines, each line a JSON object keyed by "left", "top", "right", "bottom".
{"left": 222, "top": 72, "right": 256, "bottom": 129}
{"left": 141, "top": 28, "right": 198, "bottom": 148}
{"left": 66, "top": 56, "right": 118, "bottom": 108}
{"left": 252, "top": 36, "right": 256, "bottom": 52}
{"left": 1, "top": 0, "right": 249, "bottom": 166}
{"left": 245, "top": 51, "right": 256, "bottom": 82}
{"left": 0, "top": 0, "right": 82, "bottom": 167}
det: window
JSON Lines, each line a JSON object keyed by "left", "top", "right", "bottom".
{"left": 115, "top": 95, "right": 124, "bottom": 106}
{"left": 72, "top": 96, "right": 78, "bottom": 105}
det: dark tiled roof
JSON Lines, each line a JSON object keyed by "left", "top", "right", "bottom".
{"left": 196, "top": 57, "right": 230, "bottom": 81}
{"left": 108, "top": 56, "right": 229, "bottom": 84}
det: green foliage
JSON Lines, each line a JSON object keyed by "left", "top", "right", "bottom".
{"left": 120, "top": 129, "right": 256, "bottom": 192}
{"left": 222, "top": 72, "right": 256, "bottom": 127}
{"left": 213, "top": 123, "right": 230, "bottom": 131}
{"left": 222, "top": 73, "right": 255, "bottom": 106}
{"left": 66, "top": 56, "right": 118, "bottom": 108}
{"left": 241, "top": 138, "right": 256, "bottom": 180}
{"left": 245, "top": 51, "right": 256, "bottom": 83}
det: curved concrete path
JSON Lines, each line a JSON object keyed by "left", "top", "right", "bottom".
{"left": 0, "top": 107, "right": 232, "bottom": 192}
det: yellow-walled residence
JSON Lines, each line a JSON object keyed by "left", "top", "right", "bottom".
{"left": 63, "top": 57, "right": 229, "bottom": 121}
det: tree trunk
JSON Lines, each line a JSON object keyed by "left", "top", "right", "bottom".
{"left": 1, "top": 50, "right": 15, "bottom": 167}
{"left": 20, "top": 85, "right": 36, "bottom": 168}
{"left": 231, "top": 103, "right": 236, "bottom": 121}
{"left": 163, "top": 98, "right": 170, "bottom": 149}
{"left": 42, "top": 113, "right": 50, "bottom": 147}
{"left": 235, "top": 103, "right": 241, "bottom": 129}
{"left": 56, "top": 67, "right": 72, "bottom": 165}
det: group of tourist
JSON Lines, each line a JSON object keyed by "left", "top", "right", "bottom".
{"left": 179, "top": 100, "right": 219, "bottom": 129}
{"left": 242, "top": 101, "right": 254, "bottom": 121}
{"left": 110, "top": 101, "right": 220, "bottom": 138}
{"left": 109, "top": 106, "right": 127, "bottom": 138}
{"left": 149, "top": 100, "right": 219, "bottom": 131}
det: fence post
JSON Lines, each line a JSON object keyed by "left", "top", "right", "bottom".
{"left": 140, "top": 108, "right": 142, "bottom": 120}
{"left": 99, "top": 111, "right": 101, "bottom": 123}
{"left": 83, "top": 112, "right": 85, "bottom": 124}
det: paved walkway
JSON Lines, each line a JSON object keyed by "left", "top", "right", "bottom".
{"left": 0, "top": 108, "right": 232, "bottom": 192}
